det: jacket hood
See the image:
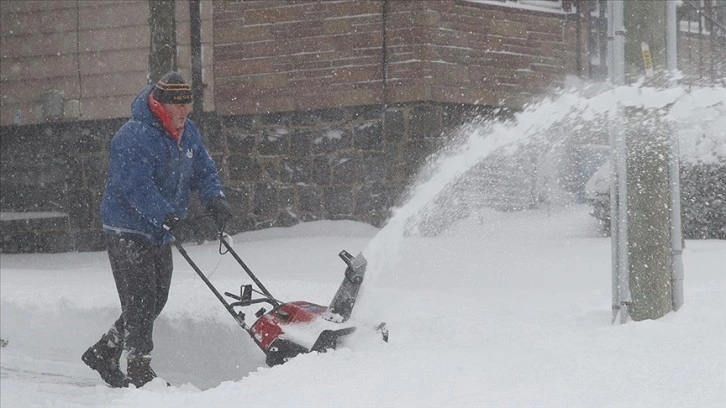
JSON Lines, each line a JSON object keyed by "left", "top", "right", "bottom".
{"left": 130, "top": 85, "right": 157, "bottom": 125}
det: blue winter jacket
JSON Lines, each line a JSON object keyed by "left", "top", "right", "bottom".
{"left": 101, "top": 85, "right": 225, "bottom": 245}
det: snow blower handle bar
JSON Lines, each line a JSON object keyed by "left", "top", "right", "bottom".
{"left": 223, "top": 286, "right": 278, "bottom": 308}
{"left": 173, "top": 241, "right": 248, "bottom": 328}
{"left": 217, "top": 232, "right": 280, "bottom": 307}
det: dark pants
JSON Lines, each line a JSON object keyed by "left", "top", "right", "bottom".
{"left": 106, "top": 235, "right": 173, "bottom": 356}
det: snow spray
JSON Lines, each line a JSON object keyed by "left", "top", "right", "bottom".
{"left": 360, "top": 83, "right": 725, "bottom": 287}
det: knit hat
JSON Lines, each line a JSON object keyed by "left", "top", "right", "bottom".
{"left": 152, "top": 71, "right": 192, "bottom": 104}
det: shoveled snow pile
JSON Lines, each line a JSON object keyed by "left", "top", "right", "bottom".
{"left": 1, "top": 207, "right": 725, "bottom": 408}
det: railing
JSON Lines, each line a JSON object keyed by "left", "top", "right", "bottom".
{"left": 586, "top": 0, "right": 725, "bottom": 85}
{"left": 680, "top": 1, "right": 726, "bottom": 37}
{"left": 678, "top": 1, "right": 726, "bottom": 85}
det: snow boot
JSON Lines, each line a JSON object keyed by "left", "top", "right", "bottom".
{"left": 126, "top": 353, "right": 166, "bottom": 388}
{"left": 81, "top": 332, "right": 128, "bottom": 388}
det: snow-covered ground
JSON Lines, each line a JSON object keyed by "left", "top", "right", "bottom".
{"left": 2, "top": 83, "right": 725, "bottom": 407}
{"left": 1, "top": 206, "right": 724, "bottom": 407}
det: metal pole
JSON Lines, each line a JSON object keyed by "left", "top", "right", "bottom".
{"left": 615, "top": 107, "right": 630, "bottom": 324}
{"left": 607, "top": 0, "right": 618, "bottom": 321}
{"left": 614, "top": 0, "right": 630, "bottom": 324}
{"left": 189, "top": 0, "right": 204, "bottom": 113}
{"left": 607, "top": 0, "right": 614, "bottom": 82}
{"left": 612, "top": 0, "right": 626, "bottom": 86}
{"left": 382, "top": 0, "right": 389, "bottom": 106}
{"left": 666, "top": 0, "right": 679, "bottom": 77}
{"left": 666, "top": 0, "right": 685, "bottom": 311}
{"left": 608, "top": 111, "right": 621, "bottom": 322}
{"left": 608, "top": 0, "right": 630, "bottom": 323}
{"left": 669, "top": 134, "right": 685, "bottom": 311}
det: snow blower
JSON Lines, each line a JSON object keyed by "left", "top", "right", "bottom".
{"left": 174, "top": 233, "right": 387, "bottom": 367}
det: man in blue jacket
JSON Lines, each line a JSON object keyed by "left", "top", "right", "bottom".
{"left": 82, "top": 71, "right": 232, "bottom": 388}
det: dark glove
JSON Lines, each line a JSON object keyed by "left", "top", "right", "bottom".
{"left": 163, "top": 214, "right": 189, "bottom": 242}
{"left": 208, "top": 197, "right": 233, "bottom": 230}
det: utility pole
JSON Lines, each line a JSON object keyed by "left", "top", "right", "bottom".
{"left": 190, "top": 0, "right": 204, "bottom": 112}
{"left": 609, "top": 0, "right": 683, "bottom": 322}
{"left": 148, "top": 0, "right": 177, "bottom": 83}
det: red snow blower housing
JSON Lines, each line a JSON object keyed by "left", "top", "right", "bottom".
{"left": 175, "top": 234, "right": 387, "bottom": 367}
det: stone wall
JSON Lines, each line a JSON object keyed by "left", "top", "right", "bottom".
{"left": 1, "top": 102, "right": 508, "bottom": 253}
{"left": 0, "top": 118, "right": 122, "bottom": 252}
{"left": 681, "top": 164, "right": 726, "bottom": 240}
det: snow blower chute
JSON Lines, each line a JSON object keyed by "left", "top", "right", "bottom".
{"left": 174, "top": 233, "right": 387, "bottom": 367}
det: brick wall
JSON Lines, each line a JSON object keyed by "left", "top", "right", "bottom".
{"left": 0, "top": 118, "right": 122, "bottom": 252}
{"left": 213, "top": 0, "right": 584, "bottom": 114}
{"left": 0, "top": 0, "right": 216, "bottom": 126}
{"left": 384, "top": 1, "right": 582, "bottom": 108}
{"left": 213, "top": 0, "right": 387, "bottom": 115}
{"left": 0, "top": 1, "right": 150, "bottom": 126}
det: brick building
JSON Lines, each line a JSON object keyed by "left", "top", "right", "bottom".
{"left": 1, "top": 0, "right": 723, "bottom": 252}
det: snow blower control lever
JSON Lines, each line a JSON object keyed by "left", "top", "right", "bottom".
{"left": 174, "top": 232, "right": 387, "bottom": 367}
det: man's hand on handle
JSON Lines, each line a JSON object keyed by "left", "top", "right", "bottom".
{"left": 208, "top": 197, "right": 233, "bottom": 230}
{"left": 163, "top": 214, "right": 189, "bottom": 241}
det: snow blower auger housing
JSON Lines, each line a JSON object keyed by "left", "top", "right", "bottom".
{"left": 174, "top": 234, "right": 387, "bottom": 367}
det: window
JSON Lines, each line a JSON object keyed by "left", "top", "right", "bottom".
{"left": 680, "top": 0, "right": 726, "bottom": 37}
{"left": 518, "top": 0, "right": 563, "bottom": 9}
{"left": 475, "top": 0, "right": 567, "bottom": 11}
{"left": 680, "top": 0, "right": 706, "bottom": 28}
{"left": 715, "top": 0, "right": 726, "bottom": 28}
